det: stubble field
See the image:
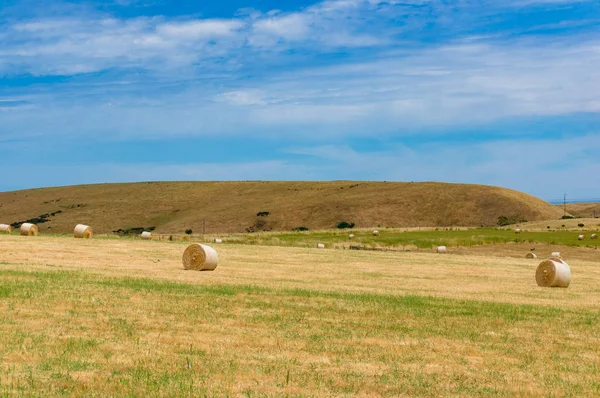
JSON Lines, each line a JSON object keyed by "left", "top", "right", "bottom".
{"left": 1, "top": 235, "right": 599, "bottom": 396}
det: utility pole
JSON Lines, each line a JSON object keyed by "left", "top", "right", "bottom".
{"left": 563, "top": 193, "right": 567, "bottom": 218}
{"left": 202, "top": 218, "right": 206, "bottom": 235}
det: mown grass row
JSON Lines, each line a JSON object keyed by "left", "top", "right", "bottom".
{"left": 1, "top": 269, "right": 599, "bottom": 396}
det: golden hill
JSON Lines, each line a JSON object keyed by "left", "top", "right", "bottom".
{"left": 0, "top": 181, "right": 564, "bottom": 234}
{"left": 556, "top": 202, "right": 600, "bottom": 219}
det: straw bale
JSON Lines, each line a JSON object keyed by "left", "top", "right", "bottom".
{"left": 591, "top": 234, "right": 598, "bottom": 240}
{"left": 515, "top": 228, "right": 521, "bottom": 234}
{"left": 578, "top": 235, "right": 584, "bottom": 241}
{"left": 215, "top": 238, "right": 223, "bottom": 243}
{"left": 20, "top": 223, "right": 38, "bottom": 236}
{"left": 317, "top": 243, "right": 325, "bottom": 249}
{"left": 536, "top": 258, "right": 571, "bottom": 288}
{"left": 526, "top": 252, "right": 537, "bottom": 259}
{"left": 141, "top": 232, "right": 152, "bottom": 240}
{"left": 74, "top": 224, "right": 93, "bottom": 239}
{"left": 551, "top": 252, "right": 561, "bottom": 258}
{"left": 182, "top": 244, "right": 218, "bottom": 271}
{"left": 349, "top": 234, "right": 355, "bottom": 239}
{"left": 373, "top": 230, "right": 379, "bottom": 236}
{"left": 0, "top": 224, "right": 12, "bottom": 234}
{"left": 437, "top": 246, "right": 447, "bottom": 254}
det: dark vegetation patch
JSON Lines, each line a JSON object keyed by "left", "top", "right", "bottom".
{"left": 292, "top": 226, "right": 309, "bottom": 231}
{"left": 256, "top": 211, "right": 270, "bottom": 217}
{"left": 112, "top": 226, "right": 156, "bottom": 236}
{"left": 336, "top": 221, "right": 355, "bottom": 229}
{"left": 10, "top": 211, "right": 63, "bottom": 228}
{"left": 497, "top": 215, "right": 527, "bottom": 226}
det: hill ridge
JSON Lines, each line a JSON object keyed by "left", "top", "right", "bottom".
{"left": 0, "top": 181, "right": 564, "bottom": 234}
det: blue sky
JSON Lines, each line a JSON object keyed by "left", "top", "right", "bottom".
{"left": 1, "top": 0, "right": 599, "bottom": 200}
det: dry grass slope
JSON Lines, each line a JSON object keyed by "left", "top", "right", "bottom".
{"left": 558, "top": 202, "right": 600, "bottom": 218}
{"left": 0, "top": 181, "right": 564, "bottom": 234}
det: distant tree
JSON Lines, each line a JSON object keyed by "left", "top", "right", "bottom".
{"left": 337, "top": 221, "right": 355, "bottom": 229}
{"left": 185, "top": 229, "right": 193, "bottom": 235}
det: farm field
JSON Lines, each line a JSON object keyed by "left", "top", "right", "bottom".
{"left": 186, "top": 225, "right": 600, "bottom": 258}
{"left": 1, "top": 235, "right": 600, "bottom": 396}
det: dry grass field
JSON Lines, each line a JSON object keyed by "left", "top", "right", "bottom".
{"left": 1, "top": 235, "right": 599, "bottom": 396}
{"left": 0, "top": 181, "right": 565, "bottom": 235}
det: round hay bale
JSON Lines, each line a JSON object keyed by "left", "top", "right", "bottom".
{"left": 141, "top": 231, "right": 152, "bottom": 240}
{"left": 515, "top": 228, "right": 521, "bottom": 234}
{"left": 349, "top": 234, "right": 355, "bottom": 239}
{"left": 182, "top": 244, "right": 218, "bottom": 271}
{"left": 551, "top": 252, "right": 561, "bottom": 258}
{"left": 20, "top": 223, "right": 38, "bottom": 236}
{"left": 74, "top": 224, "right": 93, "bottom": 239}
{"left": 578, "top": 234, "right": 584, "bottom": 241}
{"left": 591, "top": 234, "right": 598, "bottom": 240}
{"left": 437, "top": 246, "right": 447, "bottom": 254}
{"left": 0, "top": 224, "right": 12, "bottom": 234}
{"left": 536, "top": 258, "right": 571, "bottom": 288}
{"left": 526, "top": 252, "right": 537, "bottom": 259}
{"left": 317, "top": 243, "right": 325, "bottom": 249}
{"left": 214, "top": 238, "right": 223, "bottom": 243}
{"left": 373, "top": 230, "right": 379, "bottom": 236}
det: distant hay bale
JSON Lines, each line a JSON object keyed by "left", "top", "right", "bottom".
{"left": 214, "top": 238, "right": 223, "bottom": 243}
{"left": 20, "top": 223, "right": 38, "bottom": 236}
{"left": 182, "top": 244, "right": 218, "bottom": 271}
{"left": 437, "top": 246, "right": 447, "bottom": 254}
{"left": 526, "top": 252, "right": 537, "bottom": 259}
{"left": 141, "top": 231, "right": 152, "bottom": 240}
{"left": 0, "top": 224, "right": 12, "bottom": 234}
{"left": 592, "top": 234, "right": 598, "bottom": 240}
{"left": 349, "top": 234, "right": 355, "bottom": 239}
{"left": 373, "top": 230, "right": 379, "bottom": 236}
{"left": 551, "top": 251, "right": 561, "bottom": 258}
{"left": 515, "top": 228, "right": 521, "bottom": 234}
{"left": 536, "top": 258, "right": 571, "bottom": 288}
{"left": 578, "top": 235, "right": 585, "bottom": 241}
{"left": 74, "top": 224, "right": 93, "bottom": 239}
{"left": 317, "top": 243, "right": 325, "bottom": 249}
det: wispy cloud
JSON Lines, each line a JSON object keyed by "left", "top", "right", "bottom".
{"left": 0, "top": 0, "right": 599, "bottom": 197}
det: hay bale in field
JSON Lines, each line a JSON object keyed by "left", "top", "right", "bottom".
{"left": 437, "top": 246, "right": 447, "bottom": 254}
{"left": 373, "top": 230, "right": 380, "bottom": 236}
{"left": 591, "top": 234, "right": 598, "bottom": 240}
{"left": 526, "top": 252, "right": 537, "bottom": 259}
{"left": 515, "top": 228, "right": 521, "bottom": 234}
{"left": 317, "top": 243, "right": 325, "bottom": 249}
{"left": 551, "top": 252, "right": 561, "bottom": 258}
{"left": 536, "top": 258, "right": 571, "bottom": 288}
{"left": 578, "top": 235, "right": 585, "bottom": 241}
{"left": 20, "top": 223, "right": 38, "bottom": 236}
{"left": 0, "top": 224, "right": 12, "bottom": 234}
{"left": 182, "top": 244, "right": 218, "bottom": 271}
{"left": 141, "top": 231, "right": 152, "bottom": 240}
{"left": 349, "top": 234, "right": 355, "bottom": 239}
{"left": 74, "top": 224, "right": 93, "bottom": 239}
{"left": 214, "top": 238, "right": 223, "bottom": 243}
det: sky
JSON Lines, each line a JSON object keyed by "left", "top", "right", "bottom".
{"left": 0, "top": 0, "right": 599, "bottom": 201}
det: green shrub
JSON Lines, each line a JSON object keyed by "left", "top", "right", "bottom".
{"left": 185, "top": 229, "right": 193, "bottom": 235}
{"left": 292, "top": 227, "right": 309, "bottom": 232}
{"left": 336, "top": 221, "right": 355, "bottom": 229}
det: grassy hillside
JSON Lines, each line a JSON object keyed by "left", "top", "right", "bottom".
{"left": 558, "top": 202, "right": 600, "bottom": 218}
{"left": 0, "top": 181, "right": 565, "bottom": 234}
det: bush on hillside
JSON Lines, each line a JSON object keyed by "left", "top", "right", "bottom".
{"left": 337, "top": 221, "right": 355, "bottom": 229}
{"left": 292, "top": 226, "right": 309, "bottom": 231}
{"left": 497, "top": 215, "right": 527, "bottom": 226}
{"left": 185, "top": 229, "right": 193, "bottom": 235}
